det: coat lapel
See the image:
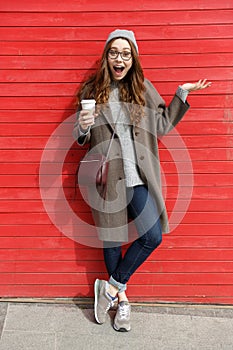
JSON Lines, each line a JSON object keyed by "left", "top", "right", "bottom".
{"left": 99, "top": 102, "right": 124, "bottom": 134}
{"left": 99, "top": 103, "right": 115, "bottom": 131}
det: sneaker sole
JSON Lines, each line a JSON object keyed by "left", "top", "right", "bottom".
{"left": 94, "top": 279, "right": 102, "bottom": 324}
{"left": 113, "top": 324, "right": 131, "bottom": 332}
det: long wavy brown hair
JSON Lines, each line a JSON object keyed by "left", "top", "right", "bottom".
{"left": 76, "top": 37, "right": 146, "bottom": 124}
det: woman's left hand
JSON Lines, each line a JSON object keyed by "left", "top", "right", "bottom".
{"left": 181, "top": 79, "right": 212, "bottom": 92}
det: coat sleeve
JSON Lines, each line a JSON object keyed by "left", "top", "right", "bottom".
{"left": 72, "top": 84, "right": 93, "bottom": 146}
{"left": 72, "top": 110, "right": 91, "bottom": 146}
{"left": 156, "top": 94, "right": 190, "bottom": 135}
{"left": 145, "top": 79, "right": 190, "bottom": 136}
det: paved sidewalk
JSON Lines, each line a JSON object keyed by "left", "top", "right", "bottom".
{"left": 0, "top": 300, "right": 233, "bottom": 350}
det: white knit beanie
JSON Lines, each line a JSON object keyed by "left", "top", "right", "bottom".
{"left": 105, "top": 29, "right": 139, "bottom": 53}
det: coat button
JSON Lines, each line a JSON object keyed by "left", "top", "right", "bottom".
{"left": 135, "top": 132, "right": 139, "bottom": 136}
{"left": 140, "top": 156, "right": 144, "bottom": 160}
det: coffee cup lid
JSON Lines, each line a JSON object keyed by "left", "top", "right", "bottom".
{"left": 81, "top": 99, "right": 96, "bottom": 104}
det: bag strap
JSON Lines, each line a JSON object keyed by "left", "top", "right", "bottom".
{"left": 103, "top": 104, "right": 122, "bottom": 160}
{"left": 105, "top": 125, "right": 117, "bottom": 160}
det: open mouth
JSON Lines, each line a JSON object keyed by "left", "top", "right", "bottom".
{"left": 113, "top": 66, "right": 125, "bottom": 73}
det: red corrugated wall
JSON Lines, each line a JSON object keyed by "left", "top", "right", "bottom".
{"left": 0, "top": 0, "right": 233, "bottom": 303}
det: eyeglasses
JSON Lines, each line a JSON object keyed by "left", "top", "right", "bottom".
{"left": 108, "top": 49, "right": 132, "bottom": 61}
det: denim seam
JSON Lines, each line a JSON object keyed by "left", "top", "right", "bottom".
{"left": 120, "top": 195, "right": 152, "bottom": 282}
{"left": 129, "top": 200, "right": 148, "bottom": 237}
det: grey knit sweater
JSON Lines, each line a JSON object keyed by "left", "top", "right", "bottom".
{"left": 109, "top": 85, "right": 144, "bottom": 187}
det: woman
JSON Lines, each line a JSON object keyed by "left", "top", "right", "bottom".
{"left": 73, "top": 29, "right": 211, "bottom": 332}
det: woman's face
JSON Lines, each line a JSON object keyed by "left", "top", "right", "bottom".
{"left": 107, "top": 38, "right": 133, "bottom": 81}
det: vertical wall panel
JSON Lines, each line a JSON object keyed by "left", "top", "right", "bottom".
{"left": 0, "top": 0, "right": 233, "bottom": 303}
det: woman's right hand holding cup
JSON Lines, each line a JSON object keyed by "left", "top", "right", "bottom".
{"left": 79, "top": 99, "right": 96, "bottom": 131}
{"left": 78, "top": 109, "right": 96, "bottom": 130}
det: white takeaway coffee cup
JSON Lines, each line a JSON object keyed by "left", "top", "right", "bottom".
{"left": 81, "top": 99, "right": 96, "bottom": 114}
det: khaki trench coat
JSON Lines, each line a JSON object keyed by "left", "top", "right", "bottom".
{"left": 73, "top": 79, "right": 190, "bottom": 242}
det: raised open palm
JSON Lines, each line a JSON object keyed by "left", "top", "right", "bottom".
{"left": 181, "top": 79, "right": 212, "bottom": 92}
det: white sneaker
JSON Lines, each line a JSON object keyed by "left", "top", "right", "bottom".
{"left": 94, "top": 279, "right": 116, "bottom": 324}
{"left": 113, "top": 301, "right": 131, "bottom": 332}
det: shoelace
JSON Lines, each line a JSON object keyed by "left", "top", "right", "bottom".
{"left": 105, "top": 300, "right": 115, "bottom": 314}
{"left": 118, "top": 304, "right": 130, "bottom": 320}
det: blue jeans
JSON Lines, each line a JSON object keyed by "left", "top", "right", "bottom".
{"left": 103, "top": 185, "right": 162, "bottom": 293}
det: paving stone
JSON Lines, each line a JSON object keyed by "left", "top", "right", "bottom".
{"left": 56, "top": 332, "right": 147, "bottom": 350}
{"left": 0, "top": 303, "right": 8, "bottom": 339}
{"left": 0, "top": 302, "right": 233, "bottom": 350}
{"left": 3, "top": 303, "right": 90, "bottom": 334}
{"left": 0, "top": 331, "right": 55, "bottom": 350}
{"left": 134, "top": 304, "right": 233, "bottom": 319}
